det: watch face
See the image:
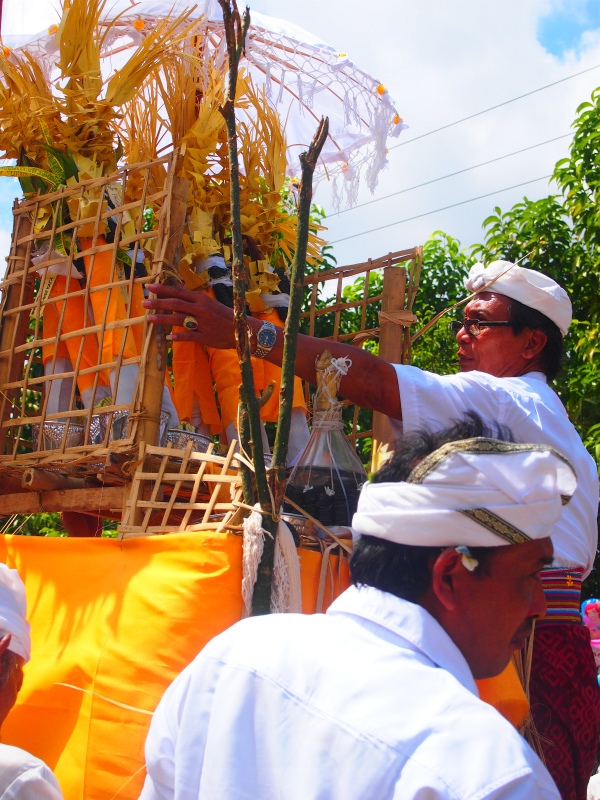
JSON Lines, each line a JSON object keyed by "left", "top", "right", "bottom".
{"left": 258, "top": 324, "right": 277, "bottom": 348}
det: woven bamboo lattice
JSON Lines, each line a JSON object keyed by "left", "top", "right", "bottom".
{"left": 300, "top": 247, "right": 422, "bottom": 451}
{"left": 119, "top": 439, "right": 245, "bottom": 537}
{"left": 0, "top": 161, "right": 420, "bottom": 532}
{"left": 0, "top": 155, "right": 174, "bottom": 462}
{"left": 0, "top": 155, "right": 245, "bottom": 525}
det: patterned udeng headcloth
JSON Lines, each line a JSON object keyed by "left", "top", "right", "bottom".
{"left": 351, "top": 438, "right": 577, "bottom": 547}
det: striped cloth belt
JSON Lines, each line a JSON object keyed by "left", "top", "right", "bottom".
{"left": 536, "top": 567, "right": 584, "bottom": 627}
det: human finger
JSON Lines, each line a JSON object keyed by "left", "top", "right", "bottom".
{"left": 142, "top": 295, "right": 209, "bottom": 315}
{"left": 146, "top": 283, "right": 202, "bottom": 304}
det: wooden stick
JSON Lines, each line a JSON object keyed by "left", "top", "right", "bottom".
{"left": 21, "top": 468, "right": 86, "bottom": 492}
{"left": 0, "top": 210, "right": 34, "bottom": 455}
{"left": 218, "top": 0, "right": 280, "bottom": 616}
{"left": 1, "top": 486, "right": 124, "bottom": 516}
{"left": 271, "top": 117, "right": 329, "bottom": 506}
{"left": 371, "top": 263, "right": 406, "bottom": 472}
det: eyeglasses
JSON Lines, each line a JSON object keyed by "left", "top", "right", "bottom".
{"left": 449, "top": 319, "right": 514, "bottom": 337}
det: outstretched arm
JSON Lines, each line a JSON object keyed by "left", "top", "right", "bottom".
{"left": 143, "top": 284, "right": 402, "bottom": 420}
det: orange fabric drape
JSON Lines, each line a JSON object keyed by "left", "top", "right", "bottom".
{"left": 0, "top": 532, "right": 525, "bottom": 800}
{"left": 42, "top": 275, "right": 108, "bottom": 394}
{"left": 80, "top": 237, "right": 145, "bottom": 366}
{"left": 171, "top": 336, "right": 222, "bottom": 433}
{"left": 209, "top": 310, "right": 306, "bottom": 430}
{"left": 0, "top": 533, "right": 348, "bottom": 800}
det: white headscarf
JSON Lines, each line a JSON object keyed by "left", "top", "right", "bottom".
{"left": 0, "top": 564, "right": 31, "bottom": 662}
{"left": 351, "top": 438, "right": 577, "bottom": 548}
{"left": 465, "top": 261, "right": 572, "bottom": 336}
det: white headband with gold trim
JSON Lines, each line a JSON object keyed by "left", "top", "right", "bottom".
{"left": 351, "top": 438, "right": 577, "bottom": 548}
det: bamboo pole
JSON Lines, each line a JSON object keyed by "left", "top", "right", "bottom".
{"left": 371, "top": 264, "right": 407, "bottom": 473}
{"left": 133, "top": 175, "right": 189, "bottom": 450}
{"left": 21, "top": 468, "right": 86, "bottom": 492}
{"left": 0, "top": 210, "right": 34, "bottom": 455}
{"left": 218, "top": 0, "right": 270, "bottom": 502}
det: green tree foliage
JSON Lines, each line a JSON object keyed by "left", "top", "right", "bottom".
{"left": 410, "top": 232, "right": 475, "bottom": 375}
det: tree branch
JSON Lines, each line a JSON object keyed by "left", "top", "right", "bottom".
{"left": 218, "top": 0, "right": 276, "bottom": 615}
{"left": 271, "top": 118, "right": 329, "bottom": 509}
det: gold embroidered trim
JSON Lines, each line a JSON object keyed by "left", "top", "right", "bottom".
{"left": 459, "top": 508, "right": 531, "bottom": 545}
{"left": 408, "top": 436, "right": 574, "bottom": 492}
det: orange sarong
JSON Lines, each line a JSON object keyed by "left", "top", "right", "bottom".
{"left": 209, "top": 310, "right": 306, "bottom": 430}
{"left": 41, "top": 275, "right": 108, "bottom": 394}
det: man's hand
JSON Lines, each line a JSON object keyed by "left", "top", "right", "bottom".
{"left": 142, "top": 283, "right": 402, "bottom": 420}
{"left": 142, "top": 284, "right": 237, "bottom": 349}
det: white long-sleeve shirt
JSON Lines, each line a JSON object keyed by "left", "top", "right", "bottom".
{"left": 393, "top": 367, "right": 599, "bottom": 574}
{"left": 0, "top": 745, "right": 63, "bottom": 800}
{"left": 140, "top": 585, "right": 559, "bottom": 800}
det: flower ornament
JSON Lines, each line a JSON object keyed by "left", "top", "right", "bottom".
{"left": 455, "top": 545, "right": 479, "bottom": 572}
{"left": 130, "top": 18, "right": 147, "bottom": 46}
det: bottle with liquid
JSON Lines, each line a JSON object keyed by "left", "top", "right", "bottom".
{"left": 284, "top": 350, "right": 367, "bottom": 528}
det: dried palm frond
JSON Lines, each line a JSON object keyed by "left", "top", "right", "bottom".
{"left": 0, "top": 51, "right": 64, "bottom": 162}
{"left": 58, "top": 0, "right": 106, "bottom": 109}
{"left": 119, "top": 75, "right": 168, "bottom": 204}
{"left": 104, "top": 10, "right": 198, "bottom": 108}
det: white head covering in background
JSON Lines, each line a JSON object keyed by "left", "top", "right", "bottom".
{"left": 352, "top": 438, "right": 577, "bottom": 548}
{"left": 0, "top": 564, "right": 31, "bottom": 662}
{"left": 465, "top": 260, "right": 572, "bottom": 336}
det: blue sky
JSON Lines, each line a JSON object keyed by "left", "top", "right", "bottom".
{"left": 538, "top": 0, "right": 600, "bottom": 56}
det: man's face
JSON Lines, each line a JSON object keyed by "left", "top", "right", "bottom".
{"left": 455, "top": 292, "right": 530, "bottom": 377}
{"left": 449, "top": 538, "right": 552, "bottom": 679}
{"left": 0, "top": 652, "right": 24, "bottom": 731}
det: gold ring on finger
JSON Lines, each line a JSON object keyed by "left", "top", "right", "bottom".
{"left": 183, "top": 316, "right": 199, "bottom": 331}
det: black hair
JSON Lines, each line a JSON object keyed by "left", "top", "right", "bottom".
{"left": 349, "top": 412, "right": 511, "bottom": 602}
{"left": 0, "top": 648, "right": 18, "bottom": 688}
{"left": 508, "top": 298, "right": 563, "bottom": 381}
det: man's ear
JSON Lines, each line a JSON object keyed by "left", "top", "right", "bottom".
{"left": 430, "top": 548, "right": 465, "bottom": 611}
{"left": 521, "top": 328, "right": 547, "bottom": 362}
{"left": 0, "top": 634, "right": 11, "bottom": 659}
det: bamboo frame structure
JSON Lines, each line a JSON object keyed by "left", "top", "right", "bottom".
{"left": 300, "top": 246, "right": 422, "bottom": 460}
{"left": 0, "top": 159, "right": 421, "bottom": 536}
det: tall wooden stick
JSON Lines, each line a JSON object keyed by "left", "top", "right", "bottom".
{"left": 271, "top": 118, "right": 329, "bottom": 509}
{"left": 218, "top": 0, "right": 276, "bottom": 616}
{"left": 0, "top": 209, "right": 34, "bottom": 455}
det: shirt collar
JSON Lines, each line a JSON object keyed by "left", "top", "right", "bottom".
{"left": 522, "top": 371, "right": 547, "bottom": 383}
{"left": 327, "top": 585, "right": 478, "bottom": 695}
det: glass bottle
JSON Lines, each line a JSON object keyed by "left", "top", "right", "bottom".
{"left": 284, "top": 350, "right": 367, "bottom": 527}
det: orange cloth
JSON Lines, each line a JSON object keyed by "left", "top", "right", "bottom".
{"left": 209, "top": 310, "right": 306, "bottom": 430}
{"left": 0, "top": 533, "right": 348, "bottom": 800}
{"left": 0, "top": 531, "right": 526, "bottom": 800}
{"left": 42, "top": 276, "right": 108, "bottom": 394}
{"left": 171, "top": 336, "right": 222, "bottom": 434}
{"left": 476, "top": 661, "right": 529, "bottom": 729}
{"left": 80, "top": 237, "right": 145, "bottom": 367}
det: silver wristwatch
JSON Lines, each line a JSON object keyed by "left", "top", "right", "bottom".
{"left": 252, "top": 320, "right": 277, "bottom": 358}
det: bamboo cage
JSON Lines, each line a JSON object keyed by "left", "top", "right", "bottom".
{"left": 0, "top": 155, "right": 242, "bottom": 531}
{"left": 0, "top": 159, "right": 421, "bottom": 533}
{"left": 301, "top": 247, "right": 422, "bottom": 466}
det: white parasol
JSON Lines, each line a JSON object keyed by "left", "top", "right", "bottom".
{"left": 3, "top": 0, "right": 407, "bottom": 206}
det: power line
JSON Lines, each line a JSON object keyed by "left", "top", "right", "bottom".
{"left": 389, "top": 62, "right": 600, "bottom": 150}
{"left": 329, "top": 175, "right": 553, "bottom": 245}
{"left": 335, "top": 133, "right": 571, "bottom": 216}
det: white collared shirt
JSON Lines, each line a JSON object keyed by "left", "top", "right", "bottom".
{"left": 393, "top": 366, "right": 599, "bottom": 574}
{"left": 139, "top": 586, "right": 559, "bottom": 800}
{"left": 0, "top": 745, "right": 63, "bottom": 799}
